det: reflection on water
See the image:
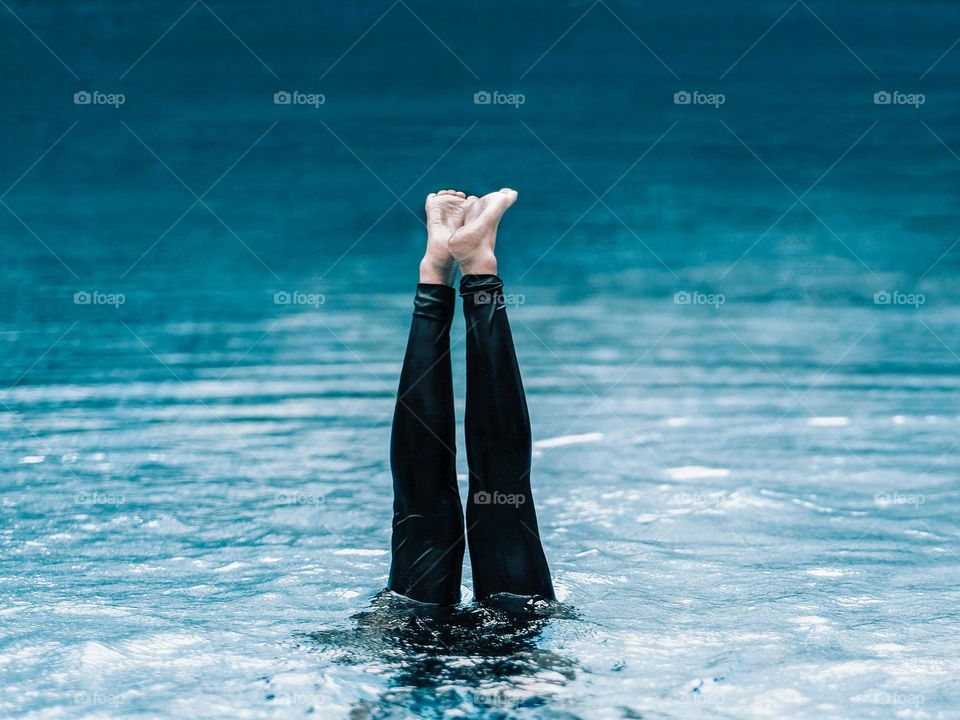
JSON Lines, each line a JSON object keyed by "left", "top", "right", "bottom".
{"left": 302, "top": 591, "right": 578, "bottom": 719}
{"left": 3, "top": 0, "right": 960, "bottom": 717}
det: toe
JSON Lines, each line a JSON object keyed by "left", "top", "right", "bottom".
{"left": 455, "top": 191, "right": 466, "bottom": 198}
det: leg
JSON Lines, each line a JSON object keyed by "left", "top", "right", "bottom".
{"left": 387, "top": 190, "right": 470, "bottom": 604}
{"left": 451, "top": 190, "right": 556, "bottom": 601}
{"left": 387, "top": 283, "right": 463, "bottom": 604}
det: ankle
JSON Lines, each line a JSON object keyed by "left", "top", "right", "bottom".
{"left": 419, "top": 256, "right": 455, "bottom": 286}
{"left": 457, "top": 252, "right": 497, "bottom": 277}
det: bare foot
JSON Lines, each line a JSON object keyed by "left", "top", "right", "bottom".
{"left": 421, "top": 189, "right": 468, "bottom": 285}
{"left": 448, "top": 188, "right": 518, "bottom": 276}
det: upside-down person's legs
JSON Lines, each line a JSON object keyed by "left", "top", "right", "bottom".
{"left": 451, "top": 189, "right": 556, "bottom": 602}
{"left": 387, "top": 190, "right": 470, "bottom": 605}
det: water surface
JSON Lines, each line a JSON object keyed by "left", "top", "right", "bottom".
{"left": 1, "top": 1, "right": 959, "bottom": 717}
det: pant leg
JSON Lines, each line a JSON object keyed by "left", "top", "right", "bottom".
{"left": 460, "top": 274, "right": 555, "bottom": 602}
{"left": 387, "top": 283, "right": 464, "bottom": 605}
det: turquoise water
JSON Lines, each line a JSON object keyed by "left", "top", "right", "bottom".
{"left": 2, "top": 1, "right": 959, "bottom": 718}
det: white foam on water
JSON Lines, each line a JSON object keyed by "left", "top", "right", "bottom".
{"left": 806, "top": 568, "right": 845, "bottom": 577}
{"left": 834, "top": 595, "right": 881, "bottom": 607}
{"left": 747, "top": 688, "right": 809, "bottom": 717}
{"left": 78, "top": 641, "right": 126, "bottom": 668}
{"left": 807, "top": 416, "right": 850, "bottom": 427}
{"left": 213, "top": 562, "right": 245, "bottom": 573}
{"left": 792, "top": 615, "right": 830, "bottom": 626}
{"left": 120, "top": 632, "right": 204, "bottom": 660}
{"left": 19, "top": 455, "right": 45, "bottom": 464}
{"left": 664, "top": 466, "right": 730, "bottom": 480}
{"left": 51, "top": 602, "right": 131, "bottom": 617}
{"left": 331, "top": 549, "right": 387, "bottom": 556}
{"left": 144, "top": 516, "right": 192, "bottom": 534}
{"left": 869, "top": 643, "right": 906, "bottom": 655}
{"left": 534, "top": 432, "right": 604, "bottom": 449}
{"left": 563, "top": 571, "right": 625, "bottom": 586}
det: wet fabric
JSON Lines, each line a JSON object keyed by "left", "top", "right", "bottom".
{"left": 388, "top": 276, "right": 554, "bottom": 604}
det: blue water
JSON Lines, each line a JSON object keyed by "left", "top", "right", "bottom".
{"left": 2, "top": 1, "right": 959, "bottom": 717}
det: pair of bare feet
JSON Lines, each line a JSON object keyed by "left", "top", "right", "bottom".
{"left": 419, "top": 188, "right": 518, "bottom": 285}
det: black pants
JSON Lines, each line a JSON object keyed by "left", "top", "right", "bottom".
{"left": 387, "top": 274, "right": 555, "bottom": 605}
